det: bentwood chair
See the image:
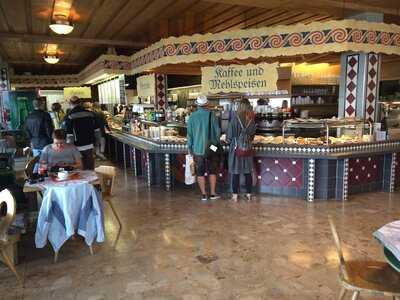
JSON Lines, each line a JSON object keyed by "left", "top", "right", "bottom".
{"left": 328, "top": 216, "right": 400, "bottom": 300}
{"left": 0, "top": 189, "right": 22, "bottom": 284}
{"left": 24, "top": 156, "right": 39, "bottom": 179}
{"left": 95, "top": 166, "right": 122, "bottom": 230}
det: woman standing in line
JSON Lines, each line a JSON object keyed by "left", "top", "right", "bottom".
{"left": 227, "top": 98, "right": 257, "bottom": 202}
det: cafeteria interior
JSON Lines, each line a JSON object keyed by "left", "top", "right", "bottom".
{"left": 1, "top": 1, "right": 400, "bottom": 299}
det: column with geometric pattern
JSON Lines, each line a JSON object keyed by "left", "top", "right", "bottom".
{"left": 364, "top": 53, "right": 380, "bottom": 122}
{"left": 344, "top": 54, "right": 359, "bottom": 118}
{"left": 155, "top": 74, "right": 167, "bottom": 110}
{"left": 339, "top": 52, "right": 381, "bottom": 122}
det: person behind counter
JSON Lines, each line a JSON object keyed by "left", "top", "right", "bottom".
{"left": 187, "top": 95, "right": 221, "bottom": 201}
{"left": 227, "top": 98, "right": 256, "bottom": 202}
{"left": 39, "top": 129, "right": 82, "bottom": 171}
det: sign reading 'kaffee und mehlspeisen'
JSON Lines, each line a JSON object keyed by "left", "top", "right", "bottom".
{"left": 201, "top": 63, "right": 278, "bottom": 95}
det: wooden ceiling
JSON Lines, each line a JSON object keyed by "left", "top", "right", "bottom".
{"left": 0, "top": 0, "right": 399, "bottom": 76}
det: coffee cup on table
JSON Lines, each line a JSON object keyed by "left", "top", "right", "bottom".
{"left": 57, "top": 170, "right": 69, "bottom": 180}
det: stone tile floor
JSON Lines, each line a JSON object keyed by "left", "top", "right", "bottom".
{"left": 1, "top": 167, "right": 400, "bottom": 299}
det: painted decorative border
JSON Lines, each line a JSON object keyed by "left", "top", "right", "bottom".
{"left": 10, "top": 20, "right": 400, "bottom": 86}
{"left": 130, "top": 20, "right": 400, "bottom": 74}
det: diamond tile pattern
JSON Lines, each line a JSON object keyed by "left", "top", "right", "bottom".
{"left": 348, "top": 156, "right": 382, "bottom": 186}
{"left": 365, "top": 53, "right": 380, "bottom": 122}
{"left": 255, "top": 158, "right": 304, "bottom": 188}
{"left": 155, "top": 74, "right": 167, "bottom": 109}
{"left": 345, "top": 54, "right": 358, "bottom": 118}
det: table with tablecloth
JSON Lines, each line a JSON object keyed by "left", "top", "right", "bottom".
{"left": 374, "top": 220, "right": 400, "bottom": 272}
{"left": 28, "top": 171, "right": 105, "bottom": 253}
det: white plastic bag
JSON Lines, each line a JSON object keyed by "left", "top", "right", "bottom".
{"left": 185, "top": 154, "right": 196, "bottom": 185}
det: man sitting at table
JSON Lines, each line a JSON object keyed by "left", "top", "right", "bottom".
{"left": 40, "top": 129, "right": 82, "bottom": 170}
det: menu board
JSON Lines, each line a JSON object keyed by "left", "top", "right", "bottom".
{"left": 137, "top": 74, "right": 156, "bottom": 98}
{"left": 64, "top": 87, "right": 91, "bottom": 99}
{"left": 201, "top": 63, "right": 278, "bottom": 94}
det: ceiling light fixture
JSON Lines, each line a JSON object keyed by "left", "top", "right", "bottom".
{"left": 49, "top": 14, "right": 74, "bottom": 35}
{"left": 43, "top": 54, "right": 60, "bottom": 64}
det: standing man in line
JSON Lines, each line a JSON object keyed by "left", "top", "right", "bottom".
{"left": 62, "top": 96, "right": 101, "bottom": 170}
{"left": 25, "top": 97, "right": 54, "bottom": 160}
{"left": 187, "top": 95, "right": 221, "bottom": 201}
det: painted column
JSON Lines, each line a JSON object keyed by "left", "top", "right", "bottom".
{"left": 338, "top": 12, "right": 383, "bottom": 122}
{"left": 155, "top": 74, "right": 167, "bottom": 109}
{"left": 338, "top": 52, "right": 381, "bottom": 122}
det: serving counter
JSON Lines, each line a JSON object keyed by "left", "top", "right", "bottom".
{"left": 106, "top": 130, "right": 400, "bottom": 202}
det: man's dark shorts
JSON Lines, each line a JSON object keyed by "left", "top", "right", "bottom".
{"left": 193, "top": 154, "right": 219, "bottom": 177}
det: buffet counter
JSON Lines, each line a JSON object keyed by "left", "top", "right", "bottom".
{"left": 106, "top": 130, "right": 400, "bottom": 202}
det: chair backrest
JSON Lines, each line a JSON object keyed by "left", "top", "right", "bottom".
{"left": 328, "top": 216, "right": 349, "bottom": 280}
{"left": 0, "top": 189, "right": 16, "bottom": 242}
{"left": 95, "top": 165, "right": 116, "bottom": 197}
{"left": 25, "top": 156, "right": 39, "bottom": 178}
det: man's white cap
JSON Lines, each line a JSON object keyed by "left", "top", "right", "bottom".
{"left": 195, "top": 95, "right": 208, "bottom": 106}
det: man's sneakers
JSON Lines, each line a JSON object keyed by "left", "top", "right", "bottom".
{"left": 209, "top": 194, "right": 221, "bottom": 200}
{"left": 201, "top": 194, "right": 221, "bottom": 201}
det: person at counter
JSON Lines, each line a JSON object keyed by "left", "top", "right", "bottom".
{"left": 63, "top": 96, "right": 101, "bottom": 170}
{"left": 187, "top": 95, "right": 221, "bottom": 201}
{"left": 39, "top": 129, "right": 82, "bottom": 171}
{"left": 227, "top": 98, "right": 256, "bottom": 202}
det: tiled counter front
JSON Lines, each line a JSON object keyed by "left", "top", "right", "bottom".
{"left": 107, "top": 132, "right": 400, "bottom": 201}
{"left": 254, "top": 157, "right": 306, "bottom": 197}
{"left": 348, "top": 155, "right": 384, "bottom": 194}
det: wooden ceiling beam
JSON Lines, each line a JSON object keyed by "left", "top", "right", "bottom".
{"left": 0, "top": 32, "right": 146, "bottom": 48}
{"left": 203, "top": 0, "right": 399, "bottom": 17}
{"left": 8, "top": 59, "right": 83, "bottom": 66}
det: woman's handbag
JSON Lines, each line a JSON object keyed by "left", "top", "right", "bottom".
{"left": 234, "top": 116, "right": 253, "bottom": 157}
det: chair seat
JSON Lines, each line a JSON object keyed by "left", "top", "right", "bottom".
{"left": 342, "top": 260, "right": 400, "bottom": 295}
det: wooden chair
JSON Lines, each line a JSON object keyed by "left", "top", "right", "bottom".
{"left": 24, "top": 156, "right": 39, "bottom": 179}
{"left": 0, "top": 189, "right": 22, "bottom": 283}
{"left": 328, "top": 216, "right": 400, "bottom": 300}
{"left": 95, "top": 166, "right": 122, "bottom": 230}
